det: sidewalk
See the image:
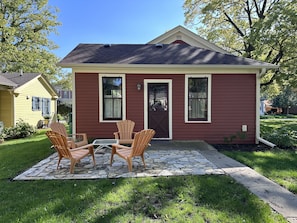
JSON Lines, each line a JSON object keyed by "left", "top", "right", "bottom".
{"left": 199, "top": 147, "right": 297, "bottom": 223}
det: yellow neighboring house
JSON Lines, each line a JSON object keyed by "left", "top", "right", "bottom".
{"left": 0, "top": 72, "right": 58, "bottom": 128}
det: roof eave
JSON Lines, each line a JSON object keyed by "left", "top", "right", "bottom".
{"left": 58, "top": 62, "right": 279, "bottom": 70}
{"left": 39, "top": 75, "right": 59, "bottom": 98}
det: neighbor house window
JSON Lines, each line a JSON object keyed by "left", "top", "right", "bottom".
{"left": 99, "top": 74, "right": 126, "bottom": 121}
{"left": 32, "top": 96, "right": 40, "bottom": 111}
{"left": 185, "top": 74, "right": 211, "bottom": 122}
{"left": 42, "top": 98, "right": 51, "bottom": 116}
{"left": 32, "top": 97, "right": 51, "bottom": 116}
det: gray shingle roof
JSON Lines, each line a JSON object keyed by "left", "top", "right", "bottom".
{"left": 59, "top": 44, "right": 277, "bottom": 68}
{"left": 0, "top": 73, "right": 40, "bottom": 87}
{"left": 0, "top": 75, "right": 17, "bottom": 87}
{"left": 0, "top": 72, "right": 58, "bottom": 97}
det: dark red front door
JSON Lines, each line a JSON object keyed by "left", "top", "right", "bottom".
{"left": 148, "top": 83, "right": 169, "bottom": 138}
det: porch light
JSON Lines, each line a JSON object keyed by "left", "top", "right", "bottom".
{"left": 137, "top": 83, "right": 142, "bottom": 91}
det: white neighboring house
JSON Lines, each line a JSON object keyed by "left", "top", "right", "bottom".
{"left": 55, "top": 85, "right": 72, "bottom": 107}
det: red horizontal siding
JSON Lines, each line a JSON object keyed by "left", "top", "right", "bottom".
{"left": 75, "top": 73, "right": 118, "bottom": 139}
{"left": 75, "top": 72, "right": 257, "bottom": 144}
{"left": 126, "top": 74, "right": 144, "bottom": 132}
{"left": 211, "top": 74, "right": 256, "bottom": 144}
{"left": 173, "top": 74, "right": 256, "bottom": 143}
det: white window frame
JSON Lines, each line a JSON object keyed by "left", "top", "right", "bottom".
{"left": 144, "top": 79, "right": 173, "bottom": 139}
{"left": 185, "top": 74, "right": 212, "bottom": 123}
{"left": 32, "top": 96, "right": 40, "bottom": 111}
{"left": 99, "top": 74, "right": 126, "bottom": 122}
{"left": 42, "top": 98, "right": 51, "bottom": 116}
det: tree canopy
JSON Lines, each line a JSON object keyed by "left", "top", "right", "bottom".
{"left": 272, "top": 85, "right": 297, "bottom": 114}
{"left": 0, "top": 0, "right": 60, "bottom": 79}
{"left": 183, "top": 0, "right": 297, "bottom": 92}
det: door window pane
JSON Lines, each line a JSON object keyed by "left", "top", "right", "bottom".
{"left": 149, "top": 84, "right": 168, "bottom": 112}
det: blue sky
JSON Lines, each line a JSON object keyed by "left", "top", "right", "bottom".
{"left": 48, "top": 0, "right": 190, "bottom": 59}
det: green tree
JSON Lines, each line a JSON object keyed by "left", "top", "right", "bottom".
{"left": 183, "top": 0, "right": 297, "bottom": 90}
{"left": 272, "top": 86, "right": 297, "bottom": 114}
{"left": 0, "top": 0, "right": 60, "bottom": 79}
{"left": 54, "top": 71, "right": 72, "bottom": 90}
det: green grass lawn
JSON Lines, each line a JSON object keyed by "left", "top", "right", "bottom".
{"left": 0, "top": 129, "right": 287, "bottom": 223}
{"left": 224, "top": 118, "right": 297, "bottom": 194}
{"left": 223, "top": 148, "right": 297, "bottom": 194}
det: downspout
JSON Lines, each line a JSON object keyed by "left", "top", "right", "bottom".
{"left": 256, "top": 68, "right": 276, "bottom": 148}
{"left": 71, "top": 70, "right": 76, "bottom": 135}
{"left": 259, "top": 68, "right": 267, "bottom": 77}
{"left": 258, "top": 137, "right": 276, "bottom": 148}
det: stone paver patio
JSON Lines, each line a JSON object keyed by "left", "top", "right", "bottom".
{"left": 14, "top": 141, "right": 224, "bottom": 180}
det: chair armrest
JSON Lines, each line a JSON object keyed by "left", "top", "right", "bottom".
{"left": 69, "top": 133, "right": 87, "bottom": 137}
{"left": 113, "top": 132, "right": 120, "bottom": 139}
{"left": 71, "top": 143, "right": 94, "bottom": 151}
{"left": 66, "top": 136, "right": 74, "bottom": 140}
{"left": 68, "top": 133, "right": 88, "bottom": 142}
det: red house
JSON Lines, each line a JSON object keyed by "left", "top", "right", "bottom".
{"left": 58, "top": 26, "right": 278, "bottom": 144}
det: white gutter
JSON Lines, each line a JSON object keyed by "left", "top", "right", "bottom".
{"left": 258, "top": 137, "right": 276, "bottom": 148}
{"left": 255, "top": 68, "right": 271, "bottom": 144}
{"left": 71, "top": 70, "right": 76, "bottom": 135}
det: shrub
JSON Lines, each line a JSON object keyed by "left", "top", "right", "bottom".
{"left": 2, "top": 119, "right": 36, "bottom": 140}
{"left": 223, "top": 132, "right": 247, "bottom": 144}
{"left": 58, "top": 103, "right": 72, "bottom": 119}
{"left": 261, "top": 126, "right": 297, "bottom": 149}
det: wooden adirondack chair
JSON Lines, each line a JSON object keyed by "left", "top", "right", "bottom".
{"left": 46, "top": 130, "right": 96, "bottom": 174}
{"left": 110, "top": 129, "right": 155, "bottom": 172}
{"left": 50, "top": 122, "right": 88, "bottom": 148}
{"left": 113, "top": 119, "right": 136, "bottom": 144}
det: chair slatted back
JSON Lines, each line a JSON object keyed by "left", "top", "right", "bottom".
{"left": 46, "top": 131, "right": 72, "bottom": 158}
{"left": 131, "top": 129, "right": 155, "bottom": 156}
{"left": 50, "top": 122, "right": 68, "bottom": 137}
{"left": 117, "top": 120, "right": 135, "bottom": 140}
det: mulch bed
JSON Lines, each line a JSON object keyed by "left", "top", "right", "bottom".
{"left": 212, "top": 143, "right": 272, "bottom": 152}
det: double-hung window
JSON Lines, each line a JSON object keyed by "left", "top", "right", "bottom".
{"left": 185, "top": 74, "right": 211, "bottom": 123}
{"left": 42, "top": 98, "right": 51, "bottom": 116}
{"left": 32, "top": 96, "right": 40, "bottom": 111}
{"left": 32, "top": 97, "right": 51, "bottom": 116}
{"left": 99, "top": 74, "right": 126, "bottom": 121}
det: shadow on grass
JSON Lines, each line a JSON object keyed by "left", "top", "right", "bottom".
{"left": 0, "top": 176, "right": 285, "bottom": 223}
{"left": 0, "top": 132, "right": 287, "bottom": 223}
{"left": 223, "top": 149, "right": 297, "bottom": 174}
